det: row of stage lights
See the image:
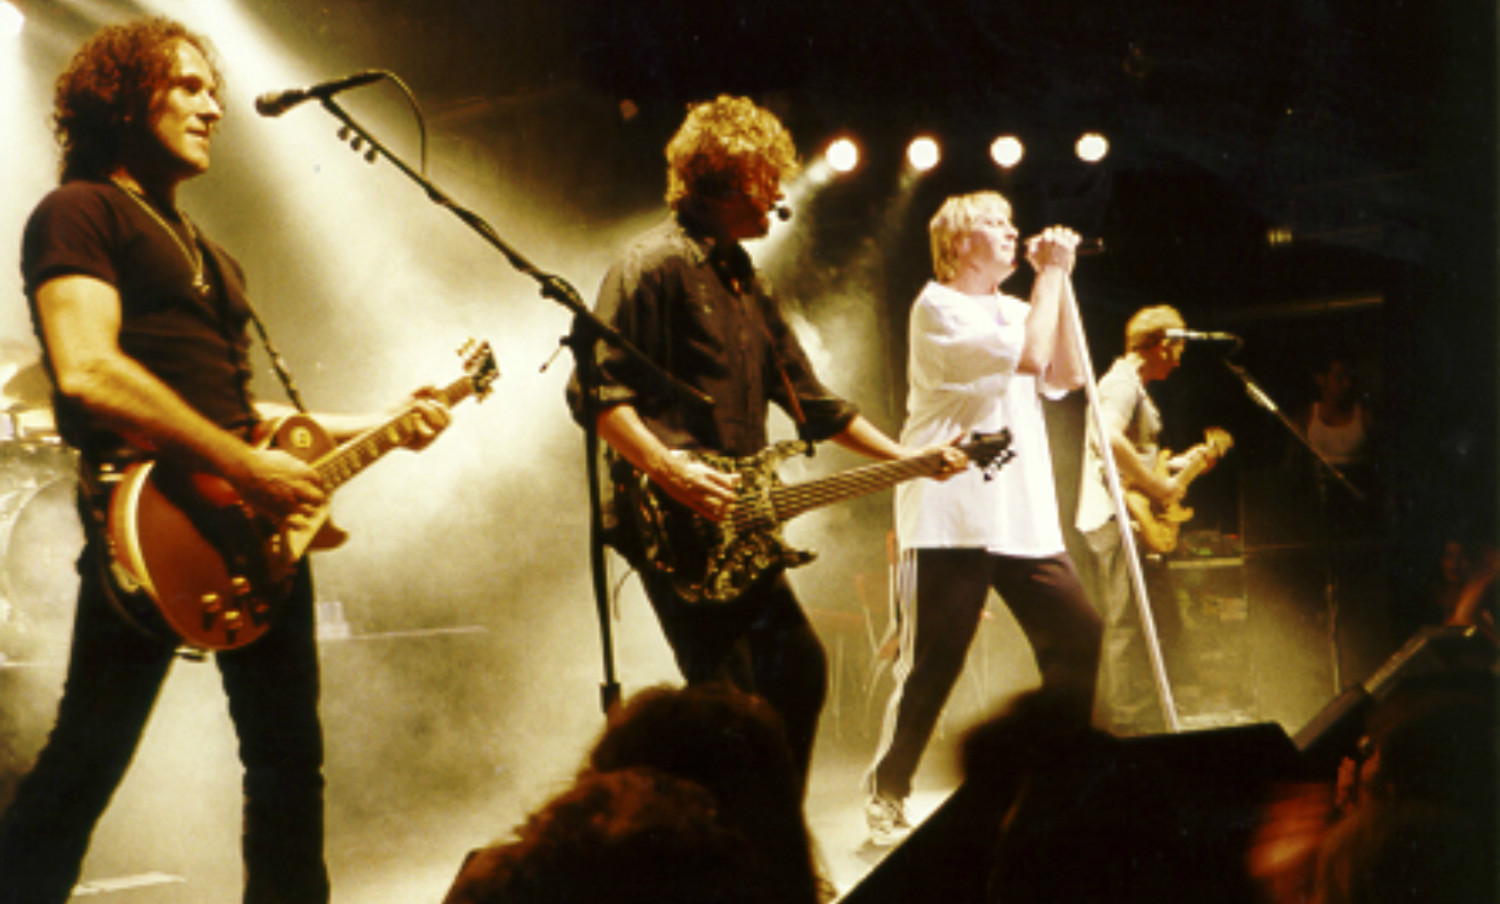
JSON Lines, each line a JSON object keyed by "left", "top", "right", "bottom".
{"left": 823, "top": 132, "right": 1111, "bottom": 174}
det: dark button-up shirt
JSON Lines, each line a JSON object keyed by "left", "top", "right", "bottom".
{"left": 569, "top": 214, "right": 857, "bottom": 457}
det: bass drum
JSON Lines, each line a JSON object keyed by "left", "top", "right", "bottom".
{"left": 0, "top": 442, "right": 81, "bottom": 662}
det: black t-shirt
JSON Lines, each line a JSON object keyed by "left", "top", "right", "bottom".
{"left": 21, "top": 180, "right": 258, "bottom": 460}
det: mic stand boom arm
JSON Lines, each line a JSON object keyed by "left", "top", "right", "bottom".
{"left": 315, "top": 96, "right": 711, "bottom": 715}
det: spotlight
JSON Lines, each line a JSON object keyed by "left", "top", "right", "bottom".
{"left": 0, "top": 1, "right": 23, "bottom": 38}
{"left": 825, "top": 137, "right": 860, "bottom": 174}
{"left": 1266, "top": 226, "right": 1294, "bottom": 247}
{"left": 906, "top": 136, "right": 940, "bottom": 172}
{"left": 1075, "top": 132, "right": 1109, "bottom": 163}
{"left": 990, "top": 135, "right": 1024, "bottom": 169}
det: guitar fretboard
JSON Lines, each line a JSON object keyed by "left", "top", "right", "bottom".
{"left": 314, "top": 376, "right": 474, "bottom": 491}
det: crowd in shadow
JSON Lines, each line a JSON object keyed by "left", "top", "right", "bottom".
{"left": 438, "top": 643, "right": 1494, "bottom": 904}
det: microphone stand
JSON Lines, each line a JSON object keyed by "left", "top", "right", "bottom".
{"left": 311, "top": 96, "right": 711, "bottom": 715}
{"left": 1066, "top": 284, "right": 1181, "bottom": 733}
{"left": 1221, "top": 359, "right": 1363, "bottom": 694}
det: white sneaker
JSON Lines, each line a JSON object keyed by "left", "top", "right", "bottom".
{"left": 864, "top": 794, "right": 912, "bottom": 847}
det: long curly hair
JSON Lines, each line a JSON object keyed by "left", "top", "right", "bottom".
{"left": 665, "top": 95, "right": 798, "bottom": 209}
{"left": 52, "top": 17, "right": 221, "bottom": 183}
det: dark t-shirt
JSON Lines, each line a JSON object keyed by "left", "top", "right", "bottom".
{"left": 21, "top": 180, "right": 258, "bottom": 460}
{"left": 568, "top": 214, "right": 857, "bottom": 458}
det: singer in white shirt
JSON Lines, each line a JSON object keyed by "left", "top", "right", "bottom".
{"left": 862, "top": 191, "right": 1102, "bottom": 846}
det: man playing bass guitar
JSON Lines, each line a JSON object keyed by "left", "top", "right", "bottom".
{"left": 568, "top": 95, "right": 964, "bottom": 795}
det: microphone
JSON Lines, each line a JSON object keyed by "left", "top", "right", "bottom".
{"left": 1165, "top": 328, "right": 1241, "bottom": 343}
{"left": 772, "top": 204, "right": 792, "bottom": 222}
{"left": 1025, "top": 236, "right": 1105, "bottom": 256}
{"left": 255, "top": 71, "right": 385, "bottom": 118}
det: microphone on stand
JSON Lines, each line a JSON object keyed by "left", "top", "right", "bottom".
{"left": 255, "top": 71, "right": 386, "bottom": 118}
{"left": 1164, "top": 328, "right": 1242, "bottom": 343}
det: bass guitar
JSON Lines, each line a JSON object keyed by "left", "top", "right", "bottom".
{"left": 103, "top": 340, "right": 499, "bottom": 651}
{"left": 1124, "top": 426, "right": 1233, "bottom": 554}
{"left": 611, "top": 430, "right": 1013, "bottom": 605}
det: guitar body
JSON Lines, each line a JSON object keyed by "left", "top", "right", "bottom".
{"left": 611, "top": 441, "right": 817, "bottom": 605}
{"left": 105, "top": 414, "right": 342, "bottom": 650}
{"left": 101, "top": 338, "right": 499, "bottom": 651}
{"left": 1124, "top": 428, "right": 1233, "bottom": 555}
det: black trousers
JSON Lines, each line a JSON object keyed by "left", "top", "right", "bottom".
{"left": 638, "top": 569, "right": 827, "bottom": 795}
{"left": 0, "top": 542, "right": 329, "bottom": 904}
{"left": 867, "top": 548, "right": 1101, "bottom": 801}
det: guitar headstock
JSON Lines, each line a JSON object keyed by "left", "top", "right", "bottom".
{"left": 459, "top": 339, "right": 500, "bottom": 400}
{"left": 1203, "top": 426, "right": 1234, "bottom": 458}
{"left": 962, "top": 429, "right": 1016, "bottom": 480}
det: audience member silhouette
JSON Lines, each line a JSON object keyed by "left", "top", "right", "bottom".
{"left": 442, "top": 683, "right": 822, "bottom": 904}
{"left": 441, "top": 767, "right": 763, "bottom": 904}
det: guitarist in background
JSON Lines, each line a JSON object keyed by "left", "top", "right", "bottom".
{"left": 568, "top": 95, "right": 964, "bottom": 796}
{"left": 0, "top": 19, "right": 449, "bottom": 904}
{"left": 1075, "top": 305, "right": 1222, "bottom": 736}
{"left": 862, "top": 192, "right": 1103, "bottom": 847}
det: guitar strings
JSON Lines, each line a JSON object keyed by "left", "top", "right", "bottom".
{"left": 725, "top": 452, "right": 943, "bottom": 530}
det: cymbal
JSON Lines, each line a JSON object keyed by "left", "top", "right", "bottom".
{"left": 2, "top": 362, "right": 51, "bottom": 409}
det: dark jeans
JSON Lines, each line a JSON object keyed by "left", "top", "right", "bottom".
{"left": 0, "top": 542, "right": 328, "bottom": 904}
{"left": 867, "top": 549, "right": 1101, "bottom": 801}
{"left": 638, "top": 569, "right": 827, "bottom": 795}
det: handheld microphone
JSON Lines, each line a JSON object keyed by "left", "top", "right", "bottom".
{"left": 255, "top": 71, "right": 385, "bottom": 118}
{"left": 1025, "top": 236, "right": 1105, "bottom": 256}
{"left": 1164, "top": 328, "right": 1241, "bottom": 343}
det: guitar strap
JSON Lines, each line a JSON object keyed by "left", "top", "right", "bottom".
{"left": 199, "top": 244, "right": 308, "bottom": 414}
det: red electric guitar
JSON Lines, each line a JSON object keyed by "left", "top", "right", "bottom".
{"left": 103, "top": 340, "right": 498, "bottom": 651}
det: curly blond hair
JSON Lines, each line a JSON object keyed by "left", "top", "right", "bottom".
{"left": 665, "top": 95, "right": 798, "bottom": 209}
{"left": 928, "top": 191, "right": 1012, "bottom": 282}
{"left": 1125, "top": 305, "right": 1186, "bottom": 352}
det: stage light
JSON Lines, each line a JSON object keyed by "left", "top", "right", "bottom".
{"left": 906, "top": 136, "right": 939, "bottom": 172}
{"left": 825, "top": 137, "right": 859, "bottom": 174}
{"left": 1075, "top": 132, "right": 1109, "bottom": 163}
{"left": 990, "top": 135, "right": 1024, "bottom": 169}
{"left": 0, "top": 1, "right": 23, "bottom": 38}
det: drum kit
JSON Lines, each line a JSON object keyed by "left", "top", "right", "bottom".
{"left": 0, "top": 344, "right": 82, "bottom": 665}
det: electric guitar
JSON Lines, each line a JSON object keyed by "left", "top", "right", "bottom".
{"left": 610, "top": 430, "right": 1013, "bottom": 605}
{"left": 103, "top": 340, "right": 499, "bottom": 651}
{"left": 1124, "top": 426, "right": 1233, "bottom": 554}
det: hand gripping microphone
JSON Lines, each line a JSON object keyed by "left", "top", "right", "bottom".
{"left": 1164, "top": 328, "right": 1242, "bottom": 343}
{"left": 255, "top": 71, "right": 385, "bottom": 118}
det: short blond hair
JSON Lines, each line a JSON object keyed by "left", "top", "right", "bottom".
{"left": 928, "top": 191, "right": 1012, "bottom": 282}
{"left": 1125, "top": 305, "right": 1186, "bottom": 352}
{"left": 665, "top": 95, "right": 798, "bottom": 209}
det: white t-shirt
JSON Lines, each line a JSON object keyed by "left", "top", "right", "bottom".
{"left": 1075, "top": 357, "right": 1159, "bottom": 534}
{"left": 895, "top": 281, "right": 1070, "bottom": 557}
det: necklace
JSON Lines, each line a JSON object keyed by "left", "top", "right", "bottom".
{"left": 110, "top": 178, "right": 211, "bottom": 297}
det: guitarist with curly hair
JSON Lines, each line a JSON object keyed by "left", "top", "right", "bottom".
{"left": 569, "top": 96, "right": 964, "bottom": 795}
{"left": 0, "top": 19, "right": 450, "bottom": 904}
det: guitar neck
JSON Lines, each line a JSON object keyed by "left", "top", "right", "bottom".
{"left": 1163, "top": 443, "right": 1219, "bottom": 502}
{"left": 767, "top": 449, "right": 948, "bottom": 522}
{"left": 314, "top": 376, "right": 472, "bottom": 492}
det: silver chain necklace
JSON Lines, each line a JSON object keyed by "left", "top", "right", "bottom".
{"left": 110, "top": 177, "right": 211, "bottom": 297}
